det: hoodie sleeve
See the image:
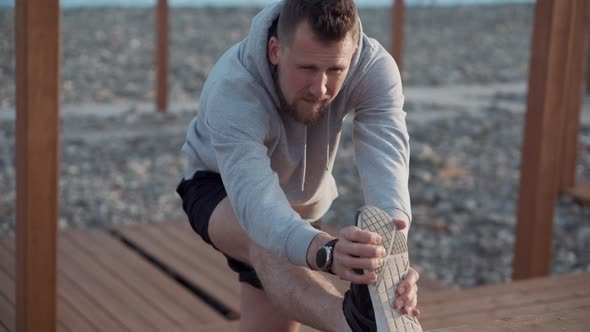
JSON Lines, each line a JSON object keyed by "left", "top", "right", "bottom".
{"left": 349, "top": 45, "right": 412, "bottom": 226}
{"left": 203, "top": 81, "right": 322, "bottom": 267}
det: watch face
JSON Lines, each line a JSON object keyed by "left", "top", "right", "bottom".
{"left": 316, "top": 247, "right": 329, "bottom": 269}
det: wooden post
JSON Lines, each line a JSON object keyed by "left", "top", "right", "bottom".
{"left": 587, "top": 5, "right": 590, "bottom": 94}
{"left": 559, "top": 0, "right": 588, "bottom": 192}
{"left": 156, "top": 0, "right": 169, "bottom": 113}
{"left": 513, "top": 0, "right": 586, "bottom": 280}
{"left": 15, "top": 0, "right": 60, "bottom": 331}
{"left": 391, "top": 0, "right": 405, "bottom": 75}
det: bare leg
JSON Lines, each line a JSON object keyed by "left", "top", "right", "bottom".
{"left": 240, "top": 283, "right": 301, "bottom": 332}
{"left": 208, "top": 197, "right": 351, "bottom": 332}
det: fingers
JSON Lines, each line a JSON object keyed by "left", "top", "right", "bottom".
{"left": 340, "top": 226, "right": 383, "bottom": 245}
{"left": 332, "top": 246, "right": 385, "bottom": 284}
{"left": 395, "top": 267, "right": 420, "bottom": 316}
{"left": 336, "top": 253, "right": 384, "bottom": 271}
{"left": 392, "top": 219, "right": 408, "bottom": 231}
{"left": 337, "top": 239, "right": 386, "bottom": 259}
{"left": 403, "top": 266, "right": 420, "bottom": 285}
{"left": 332, "top": 226, "right": 387, "bottom": 284}
{"left": 395, "top": 286, "right": 418, "bottom": 315}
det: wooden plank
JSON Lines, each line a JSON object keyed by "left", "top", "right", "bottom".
{"left": 0, "top": 246, "right": 15, "bottom": 304}
{"left": 57, "top": 296, "right": 96, "bottom": 332}
{"left": 1, "top": 239, "right": 97, "bottom": 332}
{"left": 63, "top": 230, "right": 198, "bottom": 328}
{"left": 418, "top": 273, "right": 590, "bottom": 330}
{"left": 419, "top": 272, "right": 590, "bottom": 304}
{"left": 140, "top": 224, "right": 242, "bottom": 306}
{"left": 66, "top": 229, "right": 224, "bottom": 326}
{"left": 420, "top": 279, "right": 590, "bottom": 323}
{"left": 0, "top": 271, "right": 14, "bottom": 307}
{"left": 15, "top": 0, "right": 60, "bottom": 330}
{"left": 116, "top": 224, "right": 242, "bottom": 315}
{"left": 0, "top": 270, "right": 15, "bottom": 331}
{"left": 429, "top": 304, "right": 590, "bottom": 332}
{"left": 58, "top": 242, "right": 160, "bottom": 331}
{"left": 423, "top": 296, "right": 590, "bottom": 330}
{"left": 195, "top": 321, "right": 240, "bottom": 332}
{"left": 0, "top": 293, "right": 15, "bottom": 332}
{"left": 158, "top": 222, "right": 240, "bottom": 297}
{"left": 513, "top": 0, "right": 575, "bottom": 280}
{"left": 559, "top": 0, "right": 587, "bottom": 191}
{"left": 391, "top": 0, "right": 405, "bottom": 74}
{"left": 56, "top": 273, "right": 123, "bottom": 332}
{"left": 143, "top": 223, "right": 242, "bottom": 294}
{"left": 567, "top": 181, "right": 590, "bottom": 206}
{"left": 59, "top": 232, "right": 182, "bottom": 331}
{"left": 193, "top": 319, "right": 331, "bottom": 332}
{"left": 156, "top": 0, "right": 169, "bottom": 112}
{"left": 159, "top": 222, "right": 244, "bottom": 289}
{"left": 1, "top": 238, "right": 124, "bottom": 332}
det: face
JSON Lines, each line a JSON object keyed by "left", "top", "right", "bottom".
{"left": 269, "top": 20, "right": 357, "bottom": 125}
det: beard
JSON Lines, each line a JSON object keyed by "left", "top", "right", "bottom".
{"left": 274, "top": 71, "right": 331, "bottom": 125}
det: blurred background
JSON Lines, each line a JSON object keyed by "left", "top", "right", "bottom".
{"left": 0, "top": 0, "right": 588, "bottom": 289}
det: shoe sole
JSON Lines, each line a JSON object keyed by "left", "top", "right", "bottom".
{"left": 356, "top": 206, "right": 423, "bottom": 332}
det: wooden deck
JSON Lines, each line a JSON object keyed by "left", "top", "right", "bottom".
{"left": 1, "top": 221, "right": 589, "bottom": 331}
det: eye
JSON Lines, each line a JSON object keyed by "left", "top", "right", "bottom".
{"left": 300, "top": 66, "right": 315, "bottom": 72}
{"left": 329, "top": 68, "right": 345, "bottom": 75}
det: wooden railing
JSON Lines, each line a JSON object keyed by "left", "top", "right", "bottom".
{"left": 513, "top": 0, "right": 587, "bottom": 279}
{"left": 156, "top": 0, "right": 169, "bottom": 113}
{"left": 392, "top": 0, "right": 405, "bottom": 74}
{"left": 14, "top": 1, "right": 60, "bottom": 331}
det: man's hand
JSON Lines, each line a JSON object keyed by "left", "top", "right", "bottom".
{"left": 331, "top": 219, "right": 420, "bottom": 316}
{"left": 331, "top": 225, "right": 386, "bottom": 284}
{"left": 395, "top": 266, "right": 421, "bottom": 316}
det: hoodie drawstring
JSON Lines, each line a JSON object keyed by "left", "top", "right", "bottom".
{"left": 301, "top": 125, "right": 307, "bottom": 191}
{"left": 326, "top": 107, "right": 331, "bottom": 171}
{"left": 300, "top": 107, "right": 332, "bottom": 191}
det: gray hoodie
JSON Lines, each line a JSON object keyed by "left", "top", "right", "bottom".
{"left": 181, "top": 1, "right": 411, "bottom": 267}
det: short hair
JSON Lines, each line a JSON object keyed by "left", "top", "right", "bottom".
{"left": 277, "top": 0, "right": 359, "bottom": 45}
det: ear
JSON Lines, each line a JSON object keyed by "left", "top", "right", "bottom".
{"left": 268, "top": 36, "right": 280, "bottom": 65}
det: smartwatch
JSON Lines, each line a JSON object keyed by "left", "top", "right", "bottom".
{"left": 315, "top": 239, "right": 339, "bottom": 274}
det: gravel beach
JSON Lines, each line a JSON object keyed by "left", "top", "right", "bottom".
{"left": 1, "top": 4, "right": 589, "bottom": 289}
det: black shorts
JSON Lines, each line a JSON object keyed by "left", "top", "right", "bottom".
{"left": 176, "top": 171, "right": 263, "bottom": 289}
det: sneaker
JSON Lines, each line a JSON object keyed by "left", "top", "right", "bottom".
{"left": 342, "top": 206, "right": 422, "bottom": 332}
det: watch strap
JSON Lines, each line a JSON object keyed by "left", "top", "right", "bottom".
{"left": 323, "top": 239, "right": 339, "bottom": 275}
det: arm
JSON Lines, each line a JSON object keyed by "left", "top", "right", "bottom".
{"left": 350, "top": 49, "right": 411, "bottom": 228}
{"left": 204, "top": 85, "right": 323, "bottom": 268}
{"left": 349, "top": 47, "right": 418, "bottom": 315}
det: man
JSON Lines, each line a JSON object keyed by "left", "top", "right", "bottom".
{"left": 177, "top": 1, "right": 421, "bottom": 331}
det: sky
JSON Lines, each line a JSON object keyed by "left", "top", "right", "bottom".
{"left": 0, "top": 0, "right": 535, "bottom": 8}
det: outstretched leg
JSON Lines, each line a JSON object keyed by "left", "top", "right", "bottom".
{"left": 239, "top": 283, "right": 301, "bottom": 332}
{"left": 208, "top": 197, "right": 351, "bottom": 332}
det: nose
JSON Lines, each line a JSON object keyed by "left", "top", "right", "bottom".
{"left": 309, "top": 72, "right": 328, "bottom": 100}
